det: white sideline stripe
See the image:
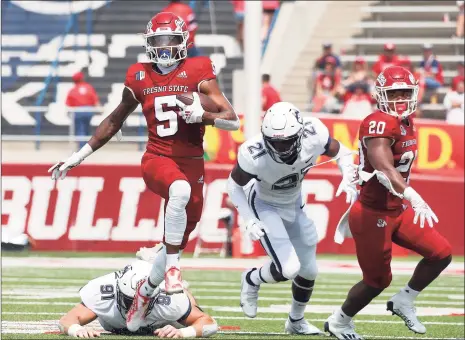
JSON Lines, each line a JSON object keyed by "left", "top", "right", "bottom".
{"left": 3, "top": 277, "right": 463, "bottom": 292}
{"left": 2, "top": 302, "right": 463, "bottom": 317}
{"left": 1, "top": 313, "right": 463, "bottom": 326}
{"left": 190, "top": 288, "right": 464, "bottom": 300}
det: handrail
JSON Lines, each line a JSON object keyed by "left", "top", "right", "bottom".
{"left": 34, "top": 13, "right": 77, "bottom": 150}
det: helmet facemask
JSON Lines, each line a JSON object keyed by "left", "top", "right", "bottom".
{"left": 263, "top": 130, "right": 303, "bottom": 164}
{"left": 144, "top": 32, "right": 188, "bottom": 67}
{"left": 376, "top": 85, "right": 418, "bottom": 119}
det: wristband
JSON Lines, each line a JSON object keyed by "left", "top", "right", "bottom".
{"left": 180, "top": 326, "right": 196, "bottom": 338}
{"left": 76, "top": 143, "right": 94, "bottom": 160}
{"left": 68, "top": 324, "right": 84, "bottom": 337}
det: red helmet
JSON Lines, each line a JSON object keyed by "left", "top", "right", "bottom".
{"left": 142, "top": 12, "right": 189, "bottom": 66}
{"left": 375, "top": 65, "right": 419, "bottom": 118}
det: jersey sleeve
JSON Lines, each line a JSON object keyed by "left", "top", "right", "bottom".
{"left": 124, "top": 64, "right": 142, "bottom": 103}
{"left": 79, "top": 273, "right": 116, "bottom": 317}
{"left": 237, "top": 141, "right": 260, "bottom": 176}
{"left": 359, "top": 113, "right": 398, "bottom": 148}
{"left": 303, "top": 117, "right": 331, "bottom": 154}
{"left": 196, "top": 57, "right": 217, "bottom": 90}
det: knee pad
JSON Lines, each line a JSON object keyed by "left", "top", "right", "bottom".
{"left": 364, "top": 272, "right": 392, "bottom": 290}
{"left": 168, "top": 180, "right": 191, "bottom": 208}
{"left": 281, "top": 260, "right": 301, "bottom": 280}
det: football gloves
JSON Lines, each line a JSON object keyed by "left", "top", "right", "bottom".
{"left": 48, "top": 152, "right": 84, "bottom": 180}
{"left": 404, "top": 187, "right": 439, "bottom": 228}
{"left": 245, "top": 218, "right": 268, "bottom": 241}
{"left": 175, "top": 92, "right": 205, "bottom": 124}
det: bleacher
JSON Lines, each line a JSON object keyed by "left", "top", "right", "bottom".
{"left": 342, "top": 0, "right": 464, "bottom": 119}
{"left": 1, "top": 0, "right": 242, "bottom": 138}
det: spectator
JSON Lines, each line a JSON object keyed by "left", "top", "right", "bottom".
{"left": 314, "top": 42, "right": 342, "bottom": 75}
{"left": 340, "top": 82, "right": 373, "bottom": 119}
{"left": 372, "top": 43, "right": 400, "bottom": 77}
{"left": 452, "top": 61, "right": 465, "bottom": 91}
{"left": 231, "top": 0, "right": 245, "bottom": 51}
{"left": 66, "top": 72, "right": 100, "bottom": 149}
{"left": 262, "top": 74, "right": 281, "bottom": 112}
{"left": 311, "top": 56, "right": 343, "bottom": 113}
{"left": 444, "top": 81, "right": 464, "bottom": 124}
{"left": 418, "top": 43, "right": 444, "bottom": 90}
{"left": 343, "top": 56, "right": 371, "bottom": 93}
{"left": 163, "top": 0, "right": 201, "bottom": 57}
{"left": 455, "top": 1, "right": 464, "bottom": 38}
{"left": 261, "top": 1, "right": 280, "bottom": 42}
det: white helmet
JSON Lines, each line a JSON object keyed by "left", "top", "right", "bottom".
{"left": 261, "top": 102, "right": 304, "bottom": 164}
{"left": 116, "top": 261, "right": 154, "bottom": 318}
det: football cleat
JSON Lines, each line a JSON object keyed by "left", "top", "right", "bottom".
{"left": 285, "top": 317, "right": 323, "bottom": 335}
{"left": 387, "top": 293, "right": 426, "bottom": 334}
{"left": 164, "top": 266, "right": 184, "bottom": 295}
{"left": 324, "top": 312, "right": 363, "bottom": 340}
{"left": 240, "top": 268, "right": 260, "bottom": 318}
{"left": 126, "top": 279, "right": 151, "bottom": 332}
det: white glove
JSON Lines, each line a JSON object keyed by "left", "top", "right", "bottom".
{"left": 48, "top": 153, "right": 84, "bottom": 180}
{"left": 245, "top": 218, "right": 268, "bottom": 241}
{"left": 48, "top": 144, "right": 93, "bottom": 180}
{"left": 336, "top": 179, "right": 358, "bottom": 205}
{"left": 175, "top": 92, "right": 205, "bottom": 124}
{"left": 404, "top": 187, "right": 439, "bottom": 228}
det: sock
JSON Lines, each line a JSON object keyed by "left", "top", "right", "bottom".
{"left": 400, "top": 284, "right": 420, "bottom": 302}
{"left": 289, "top": 276, "right": 314, "bottom": 321}
{"left": 166, "top": 253, "right": 180, "bottom": 269}
{"left": 141, "top": 246, "right": 167, "bottom": 297}
{"left": 335, "top": 308, "right": 352, "bottom": 324}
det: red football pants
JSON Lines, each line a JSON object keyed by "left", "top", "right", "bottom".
{"left": 141, "top": 153, "right": 204, "bottom": 249}
{"left": 348, "top": 200, "right": 452, "bottom": 289}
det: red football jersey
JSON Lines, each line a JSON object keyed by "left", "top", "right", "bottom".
{"left": 124, "top": 57, "right": 216, "bottom": 157}
{"left": 358, "top": 110, "right": 418, "bottom": 211}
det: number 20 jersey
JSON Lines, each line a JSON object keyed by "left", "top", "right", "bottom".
{"left": 237, "top": 117, "right": 331, "bottom": 205}
{"left": 358, "top": 110, "right": 417, "bottom": 211}
{"left": 124, "top": 57, "right": 216, "bottom": 157}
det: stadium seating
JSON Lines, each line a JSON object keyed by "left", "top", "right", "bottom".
{"left": 1, "top": 0, "right": 242, "bottom": 138}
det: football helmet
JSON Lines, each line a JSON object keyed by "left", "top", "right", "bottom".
{"left": 261, "top": 102, "right": 304, "bottom": 164}
{"left": 375, "top": 65, "right": 419, "bottom": 118}
{"left": 116, "top": 262, "right": 156, "bottom": 318}
{"left": 142, "top": 12, "right": 189, "bottom": 67}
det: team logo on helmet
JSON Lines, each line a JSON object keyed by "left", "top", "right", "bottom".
{"left": 408, "top": 73, "right": 415, "bottom": 84}
{"left": 377, "top": 73, "right": 386, "bottom": 86}
{"left": 146, "top": 20, "right": 153, "bottom": 34}
{"left": 175, "top": 18, "right": 185, "bottom": 31}
{"left": 293, "top": 110, "right": 303, "bottom": 124}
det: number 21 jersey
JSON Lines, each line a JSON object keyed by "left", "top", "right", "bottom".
{"left": 358, "top": 110, "right": 418, "bottom": 211}
{"left": 124, "top": 57, "right": 216, "bottom": 157}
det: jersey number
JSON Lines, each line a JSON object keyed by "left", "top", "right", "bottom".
{"left": 247, "top": 142, "right": 267, "bottom": 160}
{"left": 368, "top": 121, "right": 386, "bottom": 135}
{"left": 396, "top": 150, "right": 417, "bottom": 183}
{"left": 155, "top": 295, "right": 172, "bottom": 305}
{"left": 100, "top": 284, "right": 115, "bottom": 301}
{"left": 155, "top": 95, "right": 178, "bottom": 137}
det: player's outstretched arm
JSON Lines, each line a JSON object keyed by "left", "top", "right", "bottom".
{"left": 366, "top": 137, "right": 438, "bottom": 228}
{"left": 58, "top": 303, "right": 101, "bottom": 338}
{"left": 199, "top": 79, "right": 240, "bottom": 131}
{"left": 48, "top": 88, "right": 139, "bottom": 180}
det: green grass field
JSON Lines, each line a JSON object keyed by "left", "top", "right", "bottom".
{"left": 2, "top": 252, "right": 464, "bottom": 339}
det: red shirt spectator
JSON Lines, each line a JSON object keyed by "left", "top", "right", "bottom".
{"left": 316, "top": 56, "right": 341, "bottom": 91}
{"left": 262, "top": 74, "right": 281, "bottom": 111}
{"left": 163, "top": 1, "right": 198, "bottom": 47}
{"left": 372, "top": 43, "right": 401, "bottom": 76}
{"left": 231, "top": 0, "right": 245, "bottom": 13}
{"left": 262, "top": 1, "right": 280, "bottom": 11}
{"left": 66, "top": 72, "right": 99, "bottom": 107}
{"left": 452, "top": 61, "right": 464, "bottom": 91}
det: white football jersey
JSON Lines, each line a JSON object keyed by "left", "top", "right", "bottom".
{"left": 79, "top": 260, "right": 190, "bottom": 334}
{"left": 238, "top": 117, "right": 330, "bottom": 205}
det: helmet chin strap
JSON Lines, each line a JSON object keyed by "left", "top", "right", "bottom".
{"left": 156, "top": 61, "right": 180, "bottom": 74}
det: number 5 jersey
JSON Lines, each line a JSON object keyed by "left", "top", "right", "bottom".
{"left": 124, "top": 56, "right": 216, "bottom": 157}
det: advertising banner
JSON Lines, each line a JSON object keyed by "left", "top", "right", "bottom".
{"left": 2, "top": 164, "right": 463, "bottom": 255}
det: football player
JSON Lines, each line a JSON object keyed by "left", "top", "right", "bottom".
{"left": 325, "top": 66, "right": 452, "bottom": 340}
{"left": 48, "top": 12, "right": 239, "bottom": 332}
{"left": 227, "top": 102, "right": 358, "bottom": 334}
{"left": 58, "top": 249, "right": 217, "bottom": 338}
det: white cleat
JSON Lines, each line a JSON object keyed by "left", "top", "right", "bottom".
{"left": 240, "top": 268, "right": 260, "bottom": 318}
{"left": 164, "top": 266, "right": 184, "bottom": 295}
{"left": 285, "top": 317, "right": 323, "bottom": 335}
{"left": 324, "top": 312, "right": 363, "bottom": 340}
{"left": 126, "top": 279, "right": 151, "bottom": 332}
{"left": 387, "top": 293, "right": 426, "bottom": 334}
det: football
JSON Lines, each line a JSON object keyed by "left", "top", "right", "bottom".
{"left": 176, "top": 92, "right": 220, "bottom": 113}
